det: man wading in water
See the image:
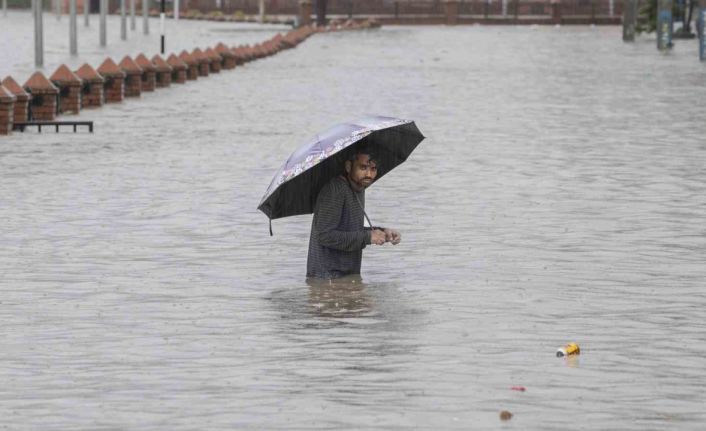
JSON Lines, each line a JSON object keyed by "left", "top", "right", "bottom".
{"left": 306, "top": 145, "right": 401, "bottom": 280}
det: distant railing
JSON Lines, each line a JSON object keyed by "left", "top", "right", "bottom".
{"left": 183, "top": 0, "right": 624, "bottom": 17}
{"left": 4, "top": 0, "right": 627, "bottom": 18}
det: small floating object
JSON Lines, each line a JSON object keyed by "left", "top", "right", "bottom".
{"left": 556, "top": 342, "right": 580, "bottom": 357}
{"left": 500, "top": 410, "right": 513, "bottom": 421}
{"left": 510, "top": 386, "right": 526, "bottom": 392}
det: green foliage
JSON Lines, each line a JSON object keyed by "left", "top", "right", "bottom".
{"left": 184, "top": 9, "right": 203, "bottom": 18}
{"left": 636, "top": 0, "right": 657, "bottom": 33}
{"left": 636, "top": 0, "right": 694, "bottom": 34}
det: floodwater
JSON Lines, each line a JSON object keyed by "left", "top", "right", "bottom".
{"left": 2, "top": 13, "right": 706, "bottom": 430}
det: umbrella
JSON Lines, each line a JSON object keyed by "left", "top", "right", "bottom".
{"left": 258, "top": 115, "right": 425, "bottom": 229}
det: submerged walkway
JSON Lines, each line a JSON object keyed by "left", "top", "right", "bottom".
{"left": 0, "top": 13, "right": 378, "bottom": 137}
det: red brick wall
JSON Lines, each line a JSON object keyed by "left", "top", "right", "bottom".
{"left": 124, "top": 74, "right": 142, "bottom": 97}
{"left": 104, "top": 77, "right": 124, "bottom": 103}
{"left": 222, "top": 57, "right": 236, "bottom": 70}
{"left": 13, "top": 99, "right": 29, "bottom": 123}
{"left": 156, "top": 71, "right": 172, "bottom": 87}
{"left": 172, "top": 69, "right": 187, "bottom": 83}
{"left": 57, "top": 84, "right": 81, "bottom": 114}
{"left": 82, "top": 83, "right": 104, "bottom": 107}
{"left": 29, "top": 94, "right": 57, "bottom": 121}
{"left": 0, "top": 102, "right": 13, "bottom": 135}
{"left": 141, "top": 71, "right": 157, "bottom": 92}
{"left": 187, "top": 65, "right": 199, "bottom": 80}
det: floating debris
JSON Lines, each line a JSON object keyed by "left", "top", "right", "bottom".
{"left": 556, "top": 342, "right": 581, "bottom": 357}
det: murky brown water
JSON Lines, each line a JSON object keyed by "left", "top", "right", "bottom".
{"left": 1, "top": 14, "right": 706, "bottom": 429}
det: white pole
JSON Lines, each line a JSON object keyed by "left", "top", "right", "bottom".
{"left": 142, "top": 0, "right": 149, "bottom": 34}
{"left": 70, "top": 0, "right": 77, "bottom": 54}
{"left": 84, "top": 0, "right": 89, "bottom": 26}
{"left": 174, "top": 0, "right": 178, "bottom": 20}
{"left": 610, "top": 0, "right": 614, "bottom": 16}
{"left": 502, "top": 0, "right": 508, "bottom": 16}
{"left": 100, "top": 0, "right": 106, "bottom": 46}
{"left": 34, "top": 0, "right": 44, "bottom": 67}
{"left": 121, "top": 0, "right": 126, "bottom": 40}
{"left": 55, "top": 0, "right": 61, "bottom": 20}
{"left": 259, "top": 0, "right": 265, "bottom": 22}
{"left": 3, "top": 0, "right": 7, "bottom": 18}
{"left": 130, "top": 0, "right": 135, "bottom": 29}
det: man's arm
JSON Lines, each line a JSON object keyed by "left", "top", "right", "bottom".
{"left": 315, "top": 184, "right": 371, "bottom": 252}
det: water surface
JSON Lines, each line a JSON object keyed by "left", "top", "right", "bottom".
{"left": 1, "top": 20, "right": 705, "bottom": 430}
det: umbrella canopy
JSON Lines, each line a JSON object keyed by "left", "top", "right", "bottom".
{"left": 258, "top": 115, "right": 425, "bottom": 220}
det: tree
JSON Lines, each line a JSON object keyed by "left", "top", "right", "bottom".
{"left": 637, "top": 0, "right": 696, "bottom": 36}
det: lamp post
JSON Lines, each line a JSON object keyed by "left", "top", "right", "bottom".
{"left": 34, "top": 0, "right": 44, "bottom": 67}
{"left": 160, "top": 0, "right": 165, "bottom": 53}
{"left": 121, "top": 0, "right": 127, "bottom": 40}
{"left": 699, "top": 0, "right": 706, "bottom": 60}
{"left": 657, "top": 0, "right": 674, "bottom": 50}
{"left": 70, "top": 0, "right": 77, "bottom": 54}
{"left": 100, "top": 0, "right": 106, "bottom": 46}
{"left": 143, "top": 0, "right": 149, "bottom": 34}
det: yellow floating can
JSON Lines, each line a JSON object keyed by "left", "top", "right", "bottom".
{"left": 556, "top": 342, "right": 580, "bottom": 357}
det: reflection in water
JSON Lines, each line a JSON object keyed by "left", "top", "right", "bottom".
{"left": 264, "top": 281, "right": 424, "bottom": 413}
{"left": 306, "top": 276, "right": 373, "bottom": 318}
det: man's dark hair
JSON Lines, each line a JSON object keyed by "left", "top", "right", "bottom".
{"left": 346, "top": 142, "right": 379, "bottom": 165}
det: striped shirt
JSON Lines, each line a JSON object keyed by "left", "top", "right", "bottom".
{"left": 306, "top": 176, "right": 371, "bottom": 279}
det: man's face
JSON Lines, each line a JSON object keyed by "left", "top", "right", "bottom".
{"left": 347, "top": 154, "right": 378, "bottom": 190}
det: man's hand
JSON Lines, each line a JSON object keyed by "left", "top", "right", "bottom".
{"left": 384, "top": 228, "right": 401, "bottom": 245}
{"left": 371, "top": 229, "right": 386, "bottom": 245}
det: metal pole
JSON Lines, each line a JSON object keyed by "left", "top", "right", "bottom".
{"left": 70, "top": 0, "right": 77, "bottom": 54}
{"left": 698, "top": 0, "right": 706, "bottom": 60}
{"left": 55, "top": 0, "right": 61, "bottom": 19}
{"left": 34, "top": 0, "right": 44, "bottom": 67}
{"left": 130, "top": 0, "right": 135, "bottom": 29}
{"left": 174, "top": 0, "right": 179, "bottom": 20}
{"left": 160, "top": 0, "right": 165, "bottom": 53}
{"left": 100, "top": 0, "right": 106, "bottom": 46}
{"left": 84, "top": 0, "right": 89, "bottom": 26}
{"left": 3, "top": 0, "right": 7, "bottom": 18}
{"left": 121, "top": 0, "right": 127, "bottom": 40}
{"left": 143, "top": 0, "right": 149, "bottom": 34}
{"left": 259, "top": 0, "right": 264, "bottom": 22}
{"left": 657, "top": 0, "right": 674, "bottom": 50}
{"left": 609, "top": 0, "right": 614, "bottom": 16}
{"left": 623, "top": 0, "right": 637, "bottom": 41}
{"left": 502, "top": 0, "right": 508, "bottom": 16}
